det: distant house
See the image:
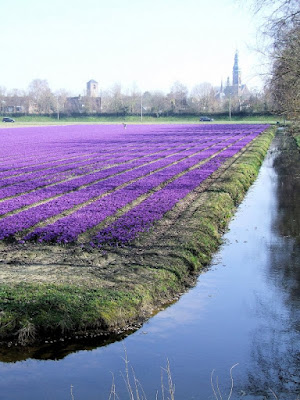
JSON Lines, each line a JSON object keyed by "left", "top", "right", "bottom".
{"left": 65, "top": 95, "right": 86, "bottom": 114}
{"left": 1, "top": 96, "right": 30, "bottom": 114}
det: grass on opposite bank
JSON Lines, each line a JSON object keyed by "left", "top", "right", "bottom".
{"left": 0, "top": 128, "right": 276, "bottom": 346}
{"left": 0, "top": 114, "right": 282, "bottom": 126}
{"left": 289, "top": 124, "right": 300, "bottom": 149}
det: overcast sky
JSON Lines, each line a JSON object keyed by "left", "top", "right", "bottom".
{"left": 0, "top": 0, "right": 267, "bottom": 95}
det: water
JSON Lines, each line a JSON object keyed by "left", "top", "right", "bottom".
{"left": 0, "top": 132, "right": 299, "bottom": 399}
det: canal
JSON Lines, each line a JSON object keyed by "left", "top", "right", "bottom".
{"left": 0, "top": 131, "right": 299, "bottom": 399}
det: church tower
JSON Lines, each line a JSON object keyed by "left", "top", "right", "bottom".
{"left": 222, "top": 51, "right": 250, "bottom": 101}
{"left": 86, "top": 80, "right": 99, "bottom": 97}
{"left": 232, "top": 51, "right": 241, "bottom": 87}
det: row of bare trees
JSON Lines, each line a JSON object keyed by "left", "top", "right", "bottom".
{"left": 101, "top": 81, "right": 225, "bottom": 116}
{"left": 0, "top": 80, "right": 69, "bottom": 116}
{"left": 0, "top": 79, "right": 269, "bottom": 117}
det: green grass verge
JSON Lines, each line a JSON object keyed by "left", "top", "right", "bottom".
{"left": 0, "top": 267, "right": 182, "bottom": 345}
{"left": 1, "top": 114, "right": 281, "bottom": 126}
{"left": 0, "top": 284, "right": 145, "bottom": 343}
{"left": 293, "top": 133, "right": 300, "bottom": 148}
{"left": 0, "top": 127, "right": 275, "bottom": 346}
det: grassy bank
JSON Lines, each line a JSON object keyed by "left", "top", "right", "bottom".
{"left": 1, "top": 114, "right": 281, "bottom": 126}
{"left": 289, "top": 124, "right": 300, "bottom": 149}
{"left": 0, "top": 127, "right": 275, "bottom": 346}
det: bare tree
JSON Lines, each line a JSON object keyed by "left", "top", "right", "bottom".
{"left": 106, "top": 83, "right": 125, "bottom": 114}
{"left": 252, "top": 0, "right": 299, "bottom": 31}
{"left": 123, "top": 84, "right": 141, "bottom": 114}
{"left": 268, "top": 25, "right": 300, "bottom": 119}
{"left": 55, "top": 89, "right": 70, "bottom": 119}
{"left": 168, "top": 81, "right": 189, "bottom": 112}
{"left": 248, "top": 0, "right": 300, "bottom": 120}
{"left": 28, "top": 79, "right": 55, "bottom": 114}
{"left": 149, "top": 91, "right": 169, "bottom": 117}
{"left": 190, "top": 82, "right": 216, "bottom": 113}
{"left": 0, "top": 86, "right": 7, "bottom": 115}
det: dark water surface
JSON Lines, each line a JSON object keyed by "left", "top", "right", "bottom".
{"left": 0, "top": 132, "right": 299, "bottom": 399}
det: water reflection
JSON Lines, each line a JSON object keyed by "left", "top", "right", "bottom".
{"left": 244, "top": 134, "right": 300, "bottom": 397}
{"left": 0, "top": 331, "right": 130, "bottom": 363}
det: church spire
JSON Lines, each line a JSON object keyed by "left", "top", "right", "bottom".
{"left": 232, "top": 51, "right": 241, "bottom": 86}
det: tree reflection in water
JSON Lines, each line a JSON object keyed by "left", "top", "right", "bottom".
{"left": 245, "top": 133, "right": 300, "bottom": 398}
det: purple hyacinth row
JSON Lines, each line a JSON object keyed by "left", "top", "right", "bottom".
{"left": 0, "top": 124, "right": 269, "bottom": 244}
{"left": 0, "top": 140, "right": 186, "bottom": 182}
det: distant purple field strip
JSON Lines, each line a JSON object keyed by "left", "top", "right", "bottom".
{"left": 0, "top": 124, "right": 254, "bottom": 161}
{"left": 0, "top": 149, "right": 156, "bottom": 186}
{"left": 0, "top": 141, "right": 185, "bottom": 180}
{"left": 0, "top": 155, "right": 116, "bottom": 186}
{"left": 0, "top": 139, "right": 180, "bottom": 167}
{"left": 0, "top": 144, "right": 199, "bottom": 200}
{"left": 0, "top": 153, "right": 98, "bottom": 174}
{"left": 0, "top": 124, "right": 269, "bottom": 243}
{"left": 0, "top": 136, "right": 213, "bottom": 189}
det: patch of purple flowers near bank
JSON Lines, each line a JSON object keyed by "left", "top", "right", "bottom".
{"left": 0, "top": 124, "right": 268, "bottom": 245}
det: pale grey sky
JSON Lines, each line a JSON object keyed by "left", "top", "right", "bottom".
{"left": 0, "top": 0, "right": 265, "bottom": 95}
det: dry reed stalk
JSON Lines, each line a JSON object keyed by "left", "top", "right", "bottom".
{"left": 211, "top": 363, "right": 239, "bottom": 400}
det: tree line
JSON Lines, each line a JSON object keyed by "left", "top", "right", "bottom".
{"left": 0, "top": 79, "right": 269, "bottom": 117}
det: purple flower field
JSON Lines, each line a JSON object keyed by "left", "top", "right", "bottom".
{"left": 0, "top": 124, "right": 268, "bottom": 246}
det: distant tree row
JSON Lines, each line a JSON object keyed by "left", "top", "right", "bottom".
{"left": 0, "top": 79, "right": 270, "bottom": 117}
